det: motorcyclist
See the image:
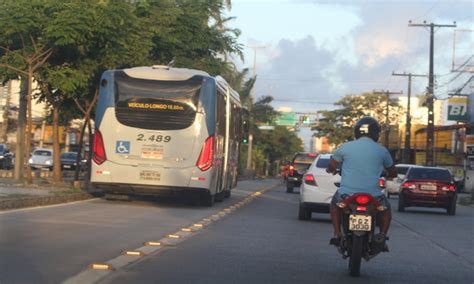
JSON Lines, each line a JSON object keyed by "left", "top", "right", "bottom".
{"left": 326, "top": 116, "right": 397, "bottom": 250}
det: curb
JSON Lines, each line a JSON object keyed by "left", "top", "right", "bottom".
{"left": 0, "top": 191, "right": 104, "bottom": 211}
{"left": 0, "top": 179, "right": 282, "bottom": 211}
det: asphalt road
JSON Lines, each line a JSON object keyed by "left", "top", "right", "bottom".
{"left": 0, "top": 180, "right": 472, "bottom": 283}
{"left": 100, "top": 184, "right": 473, "bottom": 284}
{"left": 0, "top": 179, "right": 278, "bottom": 284}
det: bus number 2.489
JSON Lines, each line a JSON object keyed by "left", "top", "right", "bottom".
{"left": 137, "top": 134, "right": 171, "bottom": 143}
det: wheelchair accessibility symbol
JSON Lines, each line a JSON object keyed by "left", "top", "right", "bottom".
{"left": 116, "top": 141, "right": 130, "bottom": 154}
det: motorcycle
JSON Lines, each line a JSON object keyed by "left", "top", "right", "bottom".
{"left": 334, "top": 192, "right": 389, "bottom": 277}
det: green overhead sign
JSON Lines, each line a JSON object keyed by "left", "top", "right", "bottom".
{"left": 275, "top": 112, "right": 296, "bottom": 126}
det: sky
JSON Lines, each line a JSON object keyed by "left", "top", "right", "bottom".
{"left": 226, "top": 0, "right": 473, "bottom": 114}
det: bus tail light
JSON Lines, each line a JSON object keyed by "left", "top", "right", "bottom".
{"left": 197, "top": 136, "right": 214, "bottom": 171}
{"left": 93, "top": 129, "right": 107, "bottom": 165}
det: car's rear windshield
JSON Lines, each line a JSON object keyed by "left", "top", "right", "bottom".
{"left": 407, "top": 168, "right": 452, "bottom": 183}
{"left": 61, "top": 153, "right": 77, "bottom": 159}
{"left": 315, "top": 157, "right": 341, "bottom": 169}
{"left": 114, "top": 71, "right": 203, "bottom": 130}
{"left": 34, "top": 150, "right": 52, "bottom": 156}
{"left": 293, "top": 154, "right": 317, "bottom": 164}
{"left": 397, "top": 166, "right": 409, "bottom": 175}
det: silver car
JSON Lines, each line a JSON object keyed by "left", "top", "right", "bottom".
{"left": 385, "top": 164, "right": 421, "bottom": 197}
{"left": 29, "top": 148, "right": 53, "bottom": 170}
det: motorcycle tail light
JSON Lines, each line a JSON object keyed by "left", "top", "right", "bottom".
{"left": 441, "top": 184, "right": 456, "bottom": 191}
{"left": 355, "top": 195, "right": 370, "bottom": 205}
{"left": 304, "top": 174, "right": 317, "bottom": 186}
{"left": 356, "top": 206, "right": 367, "bottom": 212}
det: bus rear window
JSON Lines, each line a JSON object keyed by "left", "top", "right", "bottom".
{"left": 114, "top": 71, "right": 203, "bottom": 130}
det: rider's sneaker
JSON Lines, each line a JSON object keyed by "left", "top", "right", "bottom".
{"left": 329, "top": 236, "right": 341, "bottom": 247}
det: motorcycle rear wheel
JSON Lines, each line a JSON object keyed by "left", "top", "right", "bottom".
{"left": 348, "top": 235, "right": 363, "bottom": 277}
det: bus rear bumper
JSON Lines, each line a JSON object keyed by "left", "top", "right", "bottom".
{"left": 92, "top": 182, "right": 209, "bottom": 196}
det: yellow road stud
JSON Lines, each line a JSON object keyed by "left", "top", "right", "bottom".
{"left": 90, "top": 263, "right": 113, "bottom": 270}
{"left": 145, "top": 241, "right": 161, "bottom": 246}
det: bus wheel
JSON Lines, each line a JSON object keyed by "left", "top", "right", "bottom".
{"left": 224, "top": 190, "right": 231, "bottom": 198}
{"left": 200, "top": 192, "right": 215, "bottom": 207}
{"left": 215, "top": 191, "right": 225, "bottom": 202}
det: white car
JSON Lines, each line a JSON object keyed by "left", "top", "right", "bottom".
{"left": 299, "top": 154, "right": 341, "bottom": 220}
{"left": 29, "top": 148, "right": 54, "bottom": 170}
{"left": 385, "top": 164, "right": 421, "bottom": 197}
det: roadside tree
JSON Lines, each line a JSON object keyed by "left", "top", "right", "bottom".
{"left": 314, "top": 92, "right": 401, "bottom": 146}
{"left": 0, "top": 1, "right": 53, "bottom": 183}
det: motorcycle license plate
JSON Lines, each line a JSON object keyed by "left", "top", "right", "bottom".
{"left": 349, "top": 215, "right": 372, "bottom": 231}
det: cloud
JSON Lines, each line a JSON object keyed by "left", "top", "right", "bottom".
{"left": 255, "top": 36, "right": 340, "bottom": 112}
{"left": 237, "top": 0, "right": 473, "bottom": 113}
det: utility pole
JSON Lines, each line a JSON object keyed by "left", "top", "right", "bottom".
{"left": 373, "top": 90, "right": 403, "bottom": 149}
{"left": 409, "top": 20, "right": 457, "bottom": 166}
{"left": 246, "top": 45, "right": 266, "bottom": 171}
{"left": 392, "top": 72, "right": 429, "bottom": 163}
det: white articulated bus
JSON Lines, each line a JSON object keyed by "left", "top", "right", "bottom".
{"left": 91, "top": 65, "right": 246, "bottom": 206}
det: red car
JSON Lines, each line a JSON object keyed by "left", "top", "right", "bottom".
{"left": 398, "top": 166, "right": 457, "bottom": 215}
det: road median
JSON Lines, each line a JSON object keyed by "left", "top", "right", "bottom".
{"left": 0, "top": 177, "right": 102, "bottom": 211}
{"left": 0, "top": 191, "right": 102, "bottom": 210}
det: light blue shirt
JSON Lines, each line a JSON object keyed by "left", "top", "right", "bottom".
{"left": 332, "top": 137, "right": 393, "bottom": 197}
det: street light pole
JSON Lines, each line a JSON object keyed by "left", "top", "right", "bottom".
{"left": 246, "top": 45, "right": 266, "bottom": 171}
